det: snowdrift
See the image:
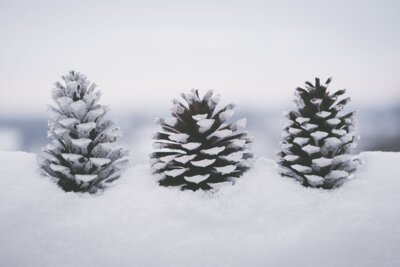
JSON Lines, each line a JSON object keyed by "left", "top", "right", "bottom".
{"left": 0, "top": 151, "right": 399, "bottom": 267}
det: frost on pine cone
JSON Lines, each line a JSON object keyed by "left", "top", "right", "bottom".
{"left": 278, "top": 78, "right": 359, "bottom": 189}
{"left": 151, "top": 89, "right": 253, "bottom": 191}
{"left": 39, "top": 71, "right": 129, "bottom": 193}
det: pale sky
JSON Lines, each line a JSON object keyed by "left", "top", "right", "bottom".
{"left": 0, "top": 0, "right": 399, "bottom": 116}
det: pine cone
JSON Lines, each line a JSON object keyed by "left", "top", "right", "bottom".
{"left": 39, "top": 71, "right": 129, "bottom": 193}
{"left": 278, "top": 78, "right": 359, "bottom": 189}
{"left": 151, "top": 89, "right": 253, "bottom": 191}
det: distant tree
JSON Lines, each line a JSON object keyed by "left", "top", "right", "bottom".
{"left": 39, "top": 71, "right": 129, "bottom": 193}
{"left": 151, "top": 89, "right": 253, "bottom": 191}
{"left": 278, "top": 78, "right": 359, "bottom": 188}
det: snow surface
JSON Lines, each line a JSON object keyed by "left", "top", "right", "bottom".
{"left": 0, "top": 128, "right": 21, "bottom": 151}
{"left": 0, "top": 151, "right": 400, "bottom": 267}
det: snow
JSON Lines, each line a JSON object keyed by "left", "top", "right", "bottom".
{"left": 283, "top": 154, "right": 299, "bottom": 162}
{"left": 288, "top": 127, "right": 302, "bottom": 135}
{"left": 201, "top": 146, "right": 225, "bottom": 155}
{"left": 312, "top": 157, "right": 333, "bottom": 168}
{"left": 301, "top": 123, "right": 318, "bottom": 131}
{"left": 219, "top": 109, "right": 234, "bottom": 122}
{"left": 310, "top": 98, "right": 322, "bottom": 105}
{"left": 322, "top": 137, "right": 342, "bottom": 152}
{"left": 165, "top": 168, "right": 188, "bottom": 177}
{"left": 332, "top": 104, "right": 345, "bottom": 112}
{"left": 181, "top": 142, "right": 202, "bottom": 150}
{"left": 332, "top": 154, "right": 353, "bottom": 165}
{"left": 341, "top": 133, "right": 354, "bottom": 143}
{"left": 302, "top": 144, "right": 320, "bottom": 155}
{"left": 184, "top": 174, "right": 210, "bottom": 183}
{"left": 152, "top": 142, "right": 167, "bottom": 149}
{"left": 214, "top": 165, "right": 236, "bottom": 174}
{"left": 56, "top": 96, "right": 73, "bottom": 110}
{"left": 174, "top": 155, "right": 196, "bottom": 164}
{"left": 90, "top": 158, "right": 111, "bottom": 167}
{"left": 86, "top": 108, "right": 105, "bottom": 121}
{"left": 92, "top": 142, "right": 118, "bottom": 157}
{"left": 77, "top": 122, "right": 96, "bottom": 134}
{"left": 69, "top": 100, "right": 87, "bottom": 120}
{"left": 344, "top": 117, "right": 354, "bottom": 124}
{"left": 209, "top": 94, "right": 221, "bottom": 106}
{"left": 326, "top": 118, "right": 341, "bottom": 126}
{"left": 316, "top": 111, "right": 331, "bottom": 118}
{"left": 50, "top": 163, "right": 69, "bottom": 173}
{"left": 325, "top": 170, "right": 348, "bottom": 180}
{"left": 293, "top": 137, "right": 309, "bottom": 146}
{"left": 304, "top": 174, "right": 324, "bottom": 186}
{"left": 332, "top": 129, "right": 347, "bottom": 136}
{"left": 192, "top": 114, "right": 208, "bottom": 121}
{"left": 170, "top": 104, "right": 185, "bottom": 114}
{"left": 54, "top": 128, "right": 68, "bottom": 136}
{"left": 152, "top": 162, "right": 167, "bottom": 170}
{"left": 75, "top": 174, "right": 98, "bottom": 182}
{"left": 234, "top": 118, "right": 247, "bottom": 130}
{"left": 61, "top": 153, "right": 83, "bottom": 161}
{"left": 164, "top": 117, "right": 178, "bottom": 127}
{"left": 197, "top": 119, "right": 214, "bottom": 133}
{"left": 168, "top": 133, "right": 190, "bottom": 143}
{"left": 59, "top": 118, "right": 79, "bottom": 128}
{"left": 221, "top": 151, "right": 243, "bottom": 162}
{"left": 310, "top": 131, "right": 329, "bottom": 141}
{"left": 0, "top": 151, "right": 400, "bottom": 267}
{"left": 158, "top": 154, "right": 178, "bottom": 163}
{"left": 281, "top": 118, "right": 293, "bottom": 128}
{"left": 208, "top": 129, "right": 233, "bottom": 139}
{"left": 190, "top": 159, "right": 216, "bottom": 167}
{"left": 71, "top": 138, "right": 92, "bottom": 148}
{"left": 281, "top": 143, "right": 293, "bottom": 152}
{"left": 295, "top": 117, "right": 310, "bottom": 124}
{"left": 183, "top": 92, "right": 196, "bottom": 103}
{"left": 291, "top": 164, "right": 312, "bottom": 173}
{"left": 0, "top": 129, "right": 23, "bottom": 151}
{"left": 229, "top": 139, "right": 246, "bottom": 148}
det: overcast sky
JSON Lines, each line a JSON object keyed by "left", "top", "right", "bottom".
{"left": 0, "top": 0, "right": 399, "bottom": 116}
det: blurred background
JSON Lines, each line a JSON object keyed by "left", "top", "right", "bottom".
{"left": 0, "top": 0, "right": 399, "bottom": 163}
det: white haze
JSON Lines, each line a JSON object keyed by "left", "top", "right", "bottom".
{"left": 0, "top": 0, "right": 400, "bottom": 116}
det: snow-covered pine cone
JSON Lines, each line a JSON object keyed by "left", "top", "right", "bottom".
{"left": 278, "top": 78, "right": 359, "bottom": 189}
{"left": 151, "top": 89, "right": 253, "bottom": 191}
{"left": 39, "top": 71, "right": 129, "bottom": 193}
